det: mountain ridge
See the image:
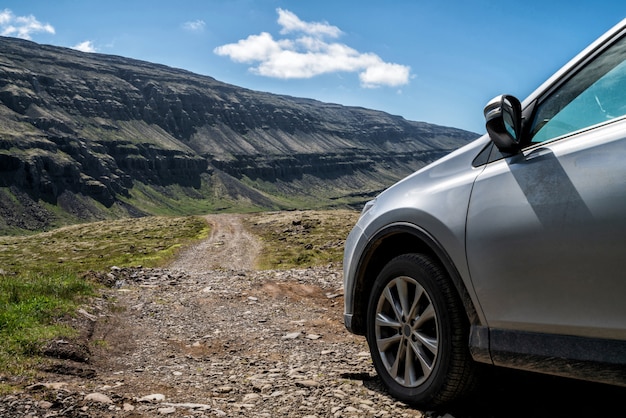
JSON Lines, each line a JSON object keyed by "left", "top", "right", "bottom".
{"left": 0, "top": 35, "right": 480, "bottom": 234}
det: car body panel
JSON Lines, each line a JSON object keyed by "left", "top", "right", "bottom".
{"left": 343, "top": 137, "right": 491, "bottom": 331}
{"left": 466, "top": 117, "right": 626, "bottom": 340}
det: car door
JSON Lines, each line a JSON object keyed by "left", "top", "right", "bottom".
{"left": 465, "top": 33, "right": 626, "bottom": 341}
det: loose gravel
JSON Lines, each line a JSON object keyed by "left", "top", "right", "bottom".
{"left": 1, "top": 265, "right": 425, "bottom": 418}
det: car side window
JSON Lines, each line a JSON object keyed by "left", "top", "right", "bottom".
{"left": 530, "top": 35, "right": 626, "bottom": 143}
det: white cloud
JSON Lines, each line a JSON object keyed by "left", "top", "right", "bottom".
{"left": 360, "top": 62, "right": 411, "bottom": 88}
{"left": 214, "top": 32, "right": 289, "bottom": 63}
{"left": 72, "top": 40, "right": 96, "bottom": 53}
{"left": 183, "top": 19, "right": 206, "bottom": 32}
{"left": 0, "top": 9, "right": 12, "bottom": 26}
{"left": 214, "top": 9, "right": 410, "bottom": 89}
{"left": 0, "top": 9, "right": 55, "bottom": 40}
{"left": 276, "top": 8, "right": 342, "bottom": 38}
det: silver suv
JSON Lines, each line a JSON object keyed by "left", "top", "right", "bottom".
{"left": 343, "top": 18, "right": 626, "bottom": 408}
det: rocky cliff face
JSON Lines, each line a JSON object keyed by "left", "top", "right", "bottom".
{"left": 0, "top": 36, "right": 479, "bottom": 233}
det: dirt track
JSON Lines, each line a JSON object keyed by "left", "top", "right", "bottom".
{"left": 168, "top": 214, "right": 262, "bottom": 272}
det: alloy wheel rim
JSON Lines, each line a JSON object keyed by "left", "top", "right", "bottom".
{"left": 374, "top": 275, "right": 439, "bottom": 387}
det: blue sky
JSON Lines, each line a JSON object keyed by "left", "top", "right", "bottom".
{"left": 1, "top": 1, "right": 625, "bottom": 133}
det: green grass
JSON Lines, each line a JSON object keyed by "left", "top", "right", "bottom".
{"left": 0, "top": 216, "right": 209, "bottom": 274}
{"left": 0, "top": 271, "right": 93, "bottom": 377}
{"left": 0, "top": 215, "right": 208, "bottom": 380}
{"left": 245, "top": 209, "right": 360, "bottom": 270}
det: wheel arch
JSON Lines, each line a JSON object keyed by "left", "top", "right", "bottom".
{"left": 349, "top": 222, "right": 480, "bottom": 335}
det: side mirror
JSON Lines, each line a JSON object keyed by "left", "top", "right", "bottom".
{"left": 484, "top": 95, "right": 523, "bottom": 153}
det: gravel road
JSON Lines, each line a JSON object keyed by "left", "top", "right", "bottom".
{"left": 168, "top": 214, "right": 262, "bottom": 273}
{"left": 1, "top": 214, "right": 624, "bottom": 417}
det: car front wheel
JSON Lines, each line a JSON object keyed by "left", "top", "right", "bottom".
{"left": 366, "top": 253, "right": 476, "bottom": 408}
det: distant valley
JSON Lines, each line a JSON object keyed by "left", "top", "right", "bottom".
{"left": 0, "top": 36, "right": 479, "bottom": 234}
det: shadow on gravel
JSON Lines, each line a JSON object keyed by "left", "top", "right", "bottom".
{"left": 346, "top": 368, "right": 626, "bottom": 417}
{"left": 442, "top": 367, "right": 626, "bottom": 418}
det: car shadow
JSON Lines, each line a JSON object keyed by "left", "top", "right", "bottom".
{"left": 351, "top": 367, "right": 626, "bottom": 417}
{"left": 440, "top": 367, "right": 626, "bottom": 418}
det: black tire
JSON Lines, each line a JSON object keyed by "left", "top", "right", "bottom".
{"left": 366, "top": 253, "right": 477, "bottom": 408}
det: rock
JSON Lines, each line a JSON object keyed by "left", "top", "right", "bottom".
{"left": 295, "top": 380, "right": 322, "bottom": 388}
{"left": 242, "top": 393, "right": 261, "bottom": 402}
{"left": 38, "top": 400, "right": 53, "bottom": 409}
{"left": 138, "top": 393, "right": 166, "bottom": 403}
{"left": 26, "top": 382, "right": 67, "bottom": 390}
{"left": 215, "top": 386, "right": 234, "bottom": 394}
{"left": 84, "top": 393, "right": 113, "bottom": 404}
{"left": 77, "top": 308, "right": 98, "bottom": 321}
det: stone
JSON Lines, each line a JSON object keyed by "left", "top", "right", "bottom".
{"left": 38, "top": 400, "right": 54, "bottom": 409}
{"left": 84, "top": 393, "right": 113, "bottom": 404}
{"left": 295, "top": 380, "right": 322, "bottom": 388}
{"left": 242, "top": 393, "right": 261, "bottom": 402}
{"left": 138, "top": 393, "right": 166, "bottom": 403}
{"left": 215, "top": 386, "right": 234, "bottom": 393}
